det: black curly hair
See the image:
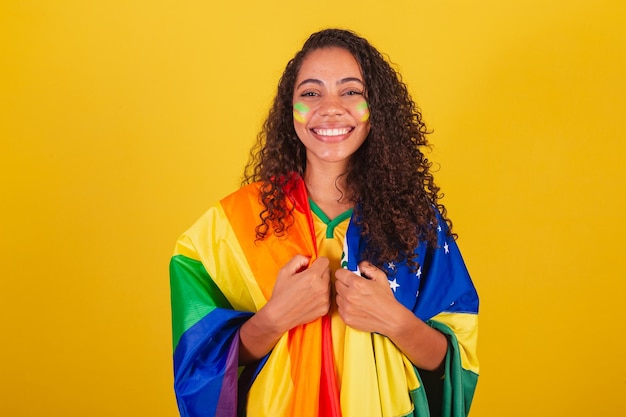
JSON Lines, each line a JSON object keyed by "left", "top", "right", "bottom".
{"left": 243, "top": 28, "right": 454, "bottom": 269}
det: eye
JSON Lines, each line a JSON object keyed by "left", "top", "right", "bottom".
{"left": 345, "top": 90, "right": 363, "bottom": 96}
{"left": 300, "top": 91, "right": 319, "bottom": 97}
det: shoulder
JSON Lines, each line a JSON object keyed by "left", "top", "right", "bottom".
{"left": 174, "top": 183, "right": 264, "bottom": 257}
{"left": 219, "top": 182, "right": 263, "bottom": 214}
{"left": 185, "top": 182, "right": 264, "bottom": 238}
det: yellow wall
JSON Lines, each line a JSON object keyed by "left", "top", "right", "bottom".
{"left": 1, "top": 1, "right": 625, "bottom": 415}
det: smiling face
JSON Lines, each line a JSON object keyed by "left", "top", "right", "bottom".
{"left": 293, "top": 47, "right": 371, "bottom": 171}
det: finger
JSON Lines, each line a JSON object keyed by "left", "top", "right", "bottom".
{"left": 359, "top": 261, "right": 386, "bottom": 281}
{"left": 285, "top": 254, "right": 311, "bottom": 275}
{"left": 310, "top": 256, "right": 329, "bottom": 270}
{"left": 334, "top": 277, "right": 348, "bottom": 294}
{"left": 319, "top": 262, "right": 331, "bottom": 283}
{"left": 335, "top": 268, "right": 357, "bottom": 286}
{"left": 306, "top": 256, "right": 330, "bottom": 277}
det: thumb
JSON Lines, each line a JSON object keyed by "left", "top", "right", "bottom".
{"left": 286, "top": 254, "right": 311, "bottom": 275}
{"left": 359, "top": 261, "right": 383, "bottom": 281}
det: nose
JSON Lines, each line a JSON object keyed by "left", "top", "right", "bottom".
{"left": 319, "top": 94, "right": 344, "bottom": 117}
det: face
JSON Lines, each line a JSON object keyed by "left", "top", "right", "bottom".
{"left": 293, "top": 47, "right": 371, "bottom": 169}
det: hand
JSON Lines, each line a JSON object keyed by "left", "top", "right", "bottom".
{"left": 334, "top": 261, "right": 403, "bottom": 335}
{"left": 239, "top": 255, "right": 331, "bottom": 364}
{"left": 335, "top": 261, "right": 448, "bottom": 370}
{"left": 263, "top": 255, "right": 331, "bottom": 333}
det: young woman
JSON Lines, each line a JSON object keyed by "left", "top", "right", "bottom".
{"left": 170, "top": 28, "right": 479, "bottom": 417}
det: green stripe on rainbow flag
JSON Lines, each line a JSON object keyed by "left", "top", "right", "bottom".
{"left": 170, "top": 254, "right": 233, "bottom": 350}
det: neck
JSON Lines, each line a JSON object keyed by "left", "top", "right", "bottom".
{"left": 303, "top": 162, "right": 353, "bottom": 219}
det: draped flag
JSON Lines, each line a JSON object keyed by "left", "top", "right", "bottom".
{"left": 170, "top": 175, "right": 479, "bottom": 417}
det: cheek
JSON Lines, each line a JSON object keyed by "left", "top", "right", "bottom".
{"left": 355, "top": 101, "right": 370, "bottom": 122}
{"left": 293, "top": 102, "right": 310, "bottom": 124}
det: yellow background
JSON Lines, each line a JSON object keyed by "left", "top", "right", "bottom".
{"left": 1, "top": 1, "right": 625, "bottom": 415}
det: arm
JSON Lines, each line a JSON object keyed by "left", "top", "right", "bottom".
{"left": 239, "top": 255, "right": 332, "bottom": 364}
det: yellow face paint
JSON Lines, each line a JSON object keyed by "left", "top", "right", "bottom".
{"left": 356, "top": 101, "right": 370, "bottom": 122}
{"left": 293, "top": 102, "right": 309, "bottom": 124}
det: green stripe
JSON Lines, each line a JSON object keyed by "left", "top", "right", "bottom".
{"left": 428, "top": 319, "right": 479, "bottom": 415}
{"left": 407, "top": 383, "right": 430, "bottom": 416}
{"left": 407, "top": 365, "right": 477, "bottom": 417}
{"left": 294, "top": 102, "right": 309, "bottom": 113}
{"left": 169, "top": 254, "right": 233, "bottom": 350}
{"left": 309, "top": 198, "right": 353, "bottom": 238}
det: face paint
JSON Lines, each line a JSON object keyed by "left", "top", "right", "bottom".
{"left": 293, "top": 102, "right": 310, "bottom": 124}
{"left": 356, "top": 101, "right": 370, "bottom": 122}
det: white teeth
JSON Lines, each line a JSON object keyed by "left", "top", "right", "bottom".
{"left": 314, "top": 128, "right": 351, "bottom": 136}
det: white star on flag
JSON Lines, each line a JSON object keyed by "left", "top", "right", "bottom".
{"left": 416, "top": 266, "right": 422, "bottom": 278}
{"left": 388, "top": 278, "right": 400, "bottom": 292}
{"left": 444, "top": 242, "right": 449, "bottom": 254}
{"left": 437, "top": 225, "right": 442, "bottom": 232}
{"left": 387, "top": 261, "right": 396, "bottom": 270}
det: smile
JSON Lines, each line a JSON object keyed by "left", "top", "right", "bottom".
{"left": 312, "top": 127, "right": 353, "bottom": 137}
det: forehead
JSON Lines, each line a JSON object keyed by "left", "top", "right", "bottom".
{"left": 296, "top": 47, "right": 363, "bottom": 81}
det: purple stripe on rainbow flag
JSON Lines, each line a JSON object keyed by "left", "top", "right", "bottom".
{"left": 215, "top": 329, "right": 242, "bottom": 416}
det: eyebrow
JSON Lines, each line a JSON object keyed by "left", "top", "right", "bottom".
{"left": 296, "top": 77, "right": 365, "bottom": 89}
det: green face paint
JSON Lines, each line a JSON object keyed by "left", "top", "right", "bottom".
{"left": 356, "top": 101, "right": 370, "bottom": 122}
{"left": 293, "top": 102, "right": 310, "bottom": 123}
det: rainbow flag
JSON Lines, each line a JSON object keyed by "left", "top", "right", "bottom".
{"left": 170, "top": 176, "right": 479, "bottom": 417}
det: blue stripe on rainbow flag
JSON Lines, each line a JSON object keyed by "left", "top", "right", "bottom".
{"left": 173, "top": 308, "right": 252, "bottom": 417}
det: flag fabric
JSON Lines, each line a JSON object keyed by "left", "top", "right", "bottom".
{"left": 170, "top": 175, "right": 479, "bottom": 417}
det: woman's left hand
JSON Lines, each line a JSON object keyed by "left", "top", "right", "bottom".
{"left": 335, "top": 260, "right": 448, "bottom": 370}
{"left": 334, "top": 261, "right": 404, "bottom": 335}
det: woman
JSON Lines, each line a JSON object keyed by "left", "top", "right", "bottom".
{"left": 170, "top": 29, "right": 479, "bottom": 417}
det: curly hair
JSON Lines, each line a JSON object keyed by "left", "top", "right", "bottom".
{"left": 243, "top": 28, "right": 454, "bottom": 269}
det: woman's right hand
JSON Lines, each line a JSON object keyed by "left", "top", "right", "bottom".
{"left": 238, "top": 255, "right": 331, "bottom": 364}
{"left": 265, "top": 255, "right": 331, "bottom": 332}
